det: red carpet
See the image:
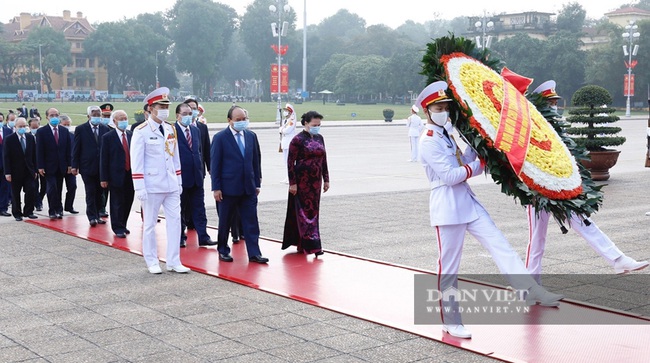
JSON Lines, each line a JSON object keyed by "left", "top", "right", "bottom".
{"left": 28, "top": 215, "right": 650, "bottom": 363}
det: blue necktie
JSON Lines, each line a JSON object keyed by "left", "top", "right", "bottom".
{"left": 235, "top": 132, "right": 245, "bottom": 156}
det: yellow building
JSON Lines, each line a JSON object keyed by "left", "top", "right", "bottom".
{"left": 2, "top": 10, "right": 108, "bottom": 93}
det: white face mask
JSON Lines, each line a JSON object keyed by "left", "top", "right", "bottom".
{"left": 550, "top": 105, "right": 558, "bottom": 111}
{"left": 429, "top": 110, "right": 449, "bottom": 127}
{"left": 156, "top": 109, "right": 169, "bottom": 122}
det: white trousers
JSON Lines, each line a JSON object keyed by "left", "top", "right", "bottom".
{"left": 525, "top": 206, "right": 623, "bottom": 280}
{"left": 434, "top": 204, "right": 535, "bottom": 325}
{"left": 142, "top": 192, "right": 182, "bottom": 268}
{"left": 409, "top": 136, "right": 419, "bottom": 161}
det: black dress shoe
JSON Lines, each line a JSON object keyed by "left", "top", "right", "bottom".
{"left": 180, "top": 240, "right": 187, "bottom": 248}
{"left": 124, "top": 229, "right": 130, "bottom": 234}
{"left": 89, "top": 219, "right": 98, "bottom": 227}
{"left": 115, "top": 233, "right": 127, "bottom": 238}
{"left": 219, "top": 253, "right": 234, "bottom": 262}
{"left": 26, "top": 214, "right": 38, "bottom": 219}
{"left": 65, "top": 209, "right": 79, "bottom": 214}
{"left": 315, "top": 251, "right": 324, "bottom": 256}
{"left": 100, "top": 212, "right": 109, "bottom": 218}
{"left": 49, "top": 214, "right": 57, "bottom": 220}
{"left": 249, "top": 255, "right": 269, "bottom": 264}
{"left": 96, "top": 219, "right": 106, "bottom": 224}
{"left": 35, "top": 207, "right": 42, "bottom": 211}
{"left": 0, "top": 211, "right": 11, "bottom": 217}
{"left": 15, "top": 216, "right": 23, "bottom": 221}
{"left": 232, "top": 236, "right": 240, "bottom": 244}
{"left": 56, "top": 213, "right": 63, "bottom": 219}
{"left": 198, "top": 239, "right": 218, "bottom": 247}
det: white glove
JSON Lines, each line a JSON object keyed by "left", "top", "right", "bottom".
{"left": 136, "top": 190, "right": 148, "bottom": 201}
{"left": 178, "top": 185, "right": 183, "bottom": 194}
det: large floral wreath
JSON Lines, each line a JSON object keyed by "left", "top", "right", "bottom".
{"left": 420, "top": 35, "right": 603, "bottom": 225}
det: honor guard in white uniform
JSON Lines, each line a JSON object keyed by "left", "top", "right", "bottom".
{"left": 131, "top": 87, "right": 190, "bottom": 274}
{"left": 417, "top": 81, "right": 563, "bottom": 339}
{"left": 279, "top": 103, "right": 297, "bottom": 183}
{"left": 406, "top": 105, "right": 423, "bottom": 162}
{"left": 525, "top": 81, "right": 648, "bottom": 281}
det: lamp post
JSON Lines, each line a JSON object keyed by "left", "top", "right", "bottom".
{"left": 155, "top": 51, "right": 160, "bottom": 89}
{"left": 474, "top": 11, "right": 494, "bottom": 49}
{"left": 623, "top": 20, "right": 640, "bottom": 117}
{"left": 302, "top": 0, "right": 307, "bottom": 100}
{"left": 38, "top": 44, "right": 43, "bottom": 99}
{"left": 270, "top": 0, "right": 291, "bottom": 125}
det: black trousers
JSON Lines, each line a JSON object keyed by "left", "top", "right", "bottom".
{"left": 10, "top": 174, "right": 36, "bottom": 217}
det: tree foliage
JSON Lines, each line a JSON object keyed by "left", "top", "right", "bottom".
{"left": 21, "top": 27, "right": 72, "bottom": 93}
{"left": 566, "top": 85, "right": 625, "bottom": 150}
{"left": 556, "top": 2, "right": 587, "bottom": 33}
{"left": 168, "top": 0, "right": 237, "bottom": 97}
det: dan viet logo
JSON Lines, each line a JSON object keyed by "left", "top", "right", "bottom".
{"left": 426, "top": 286, "right": 527, "bottom": 303}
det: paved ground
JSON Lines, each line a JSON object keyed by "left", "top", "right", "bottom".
{"left": 1, "top": 116, "right": 648, "bottom": 362}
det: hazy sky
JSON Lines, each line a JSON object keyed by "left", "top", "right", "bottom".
{"left": 1, "top": 1, "right": 626, "bottom": 29}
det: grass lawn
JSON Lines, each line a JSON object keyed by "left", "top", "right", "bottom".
{"left": 0, "top": 100, "right": 414, "bottom": 126}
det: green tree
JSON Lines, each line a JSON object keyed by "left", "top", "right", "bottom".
{"left": 491, "top": 33, "right": 546, "bottom": 81}
{"left": 556, "top": 2, "right": 587, "bottom": 33}
{"left": 168, "top": 0, "right": 237, "bottom": 97}
{"left": 335, "top": 55, "right": 388, "bottom": 100}
{"left": 313, "top": 54, "right": 354, "bottom": 93}
{"left": 0, "top": 40, "right": 27, "bottom": 86}
{"left": 21, "top": 27, "right": 72, "bottom": 93}
{"left": 542, "top": 31, "right": 586, "bottom": 99}
{"left": 385, "top": 44, "right": 427, "bottom": 101}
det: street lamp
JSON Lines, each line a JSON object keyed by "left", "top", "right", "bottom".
{"left": 155, "top": 51, "right": 160, "bottom": 89}
{"left": 270, "top": 0, "right": 291, "bottom": 125}
{"left": 38, "top": 44, "right": 43, "bottom": 99}
{"left": 474, "top": 11, "right": 494, "bottom": 49}
{"left": 622, "top": 20, "right": 640, "bottom": 117}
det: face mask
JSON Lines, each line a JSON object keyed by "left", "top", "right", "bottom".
{"left": 31, "top": 129, "right": 38, "bottom": 135}
{"left": 117, "top": 120, "right": 129, "bottom": 130}
{"left": 282, "top": 111, "right": 289, "bottom": 117}
{"left": 233, "top": 120, "right": 249, "bottom": 131}
{"left": 155, "top": 109, "right": 170, "bottom": 122}
{"left": 428, "top": 111, "right": 448, "bottom": 127}
{"left": 49, "top": 117, "right": 60, "bottom": 126}
{"left": 550, "top": 105, "right": 558, "bottom": 111}
{"left": 17, "top": 127, "right": 27, "bottom": 135}
{"left": 180, "top": 115, "right": 192, "bottom": 127}
{"left": 61, "top": 125, "right": 70, "bottom": 130}
{"left": 8, "top": 121, "right": 15, "bottom": 128}
{"left": 100, "top": 118, "right": 111, "bottom": 126}
{"left": 308, "top": 126, "right": 321, "bottom": 135}
{"left": 192, "top": 110, "right": 199, "bottom": 119}
{"left": 90, "top": 117, "right": 101, "bottom": 125}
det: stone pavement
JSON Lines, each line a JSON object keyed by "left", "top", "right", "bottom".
{"left": 1, "top": 117, "right": 648, "bottom": 362}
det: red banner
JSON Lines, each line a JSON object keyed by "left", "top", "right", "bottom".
{"left": 270, "top": 64, "right": 289, "bottom": 94}
{"left": 624, "top": 74, "right": 635, "bottom": 97}
{"left": 494, "top": 80, "right": 532, "bottom": 177}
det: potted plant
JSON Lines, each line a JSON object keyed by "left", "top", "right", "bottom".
{"left": 134, "top": 110, "right": 145, "bottom": 122}
{"left": 565, "top": 85, "right": 626, "bottom": 181}
{"left": 383, "top": 108, "right": 394, "bottom": 122}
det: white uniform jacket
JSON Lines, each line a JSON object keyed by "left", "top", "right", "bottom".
{"left": 131, "top": 118, "right": 182, "bottom": 193}
{"left": 279, "top": 114, "right": 297, "bottom": 150}
{"left": 406, "top": 114, "right": 423, "bottom": 137}
{"left": 419, "top": 123, "right": 484, "bottom": 226}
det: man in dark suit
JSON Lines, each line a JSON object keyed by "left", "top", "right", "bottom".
{"left": 0, "top": 115, "right": 13, "bottom": 217}
{"left": 210, "top": 105, "right": 267, "bottom": 264}
{"left": 72, "top": 105, "right": 110, "bottom": 226}
{"left": 183, "top": 98, "right": 211, "bottom": 230}
{"left": 3, "top": 118, "right": 38, "bottom": 221}
{"left": 175, "top": 103, "right": 216, "bottom": 248}
{"left": 29, "top": 105, "right": 40, "bottom": 119}
{"left": 36, "top": 107, "right": 72, "bottom": 219}
{"left": 60, "top": 115, "right": 78, "bottom": 214}
{"left": 18, "top": 103, "right": 28, "bottom": 119}
{"left": 100, "top": 110, "right": 134, "bottom": 238}
{"left": 29, "top": 118, "right": 45, "bottom": 211}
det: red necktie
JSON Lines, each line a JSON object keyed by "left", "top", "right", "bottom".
{"left": 186, "top": 128, "right": 192, "bottom": 149}
{"left": 53, "top": 127, "right": 59, "bottom": 144}
{"left": 0, "top": 131, "right": 3, "bottom": 145}
{"left": 122, "top": 132, "right": 130, "bottom": 171}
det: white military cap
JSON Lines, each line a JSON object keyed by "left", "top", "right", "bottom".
{"left": 416, "top": 81, "right": 452, "bottom": 110}
{"left": 532, "top": 80, "right": 562, "bottom": 99}
{"left": 144, "top": 87, "right": 171, "bottom": 106}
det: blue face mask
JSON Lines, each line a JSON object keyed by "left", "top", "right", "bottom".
{"left": 180, "top": 115, "right": 192, "bottom": 127}
{"left": 100, "top": 118, "right": 111, "bottom": 126}
{"left": 17, "top": 127, "right": 27, "bottom": 135}
{"left": 192, "top": 110, "right": 199, "bottom": 119}
{"left": 49, "top": 117, "right": 60, "bottom": 126}
{"left": 90, "top": 117, "right": 101, "bottom": 125}
{"left": 31, "top": 129, "right": 38, "bottom": 135}
{"left": 308, "top": 126, "right": 321, "bottom": 135}
{"left": 233, "top": 120, "right": 249, "bottom": 132}
{"left": 8, "top": 121, "right": 15, "bottom": 128}
{"left": 117, "top": 120, "right": 129, "bottom": 130}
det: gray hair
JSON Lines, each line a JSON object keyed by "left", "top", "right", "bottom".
{"left": 87, "top": 105, "right": 100, "bottom": 116}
